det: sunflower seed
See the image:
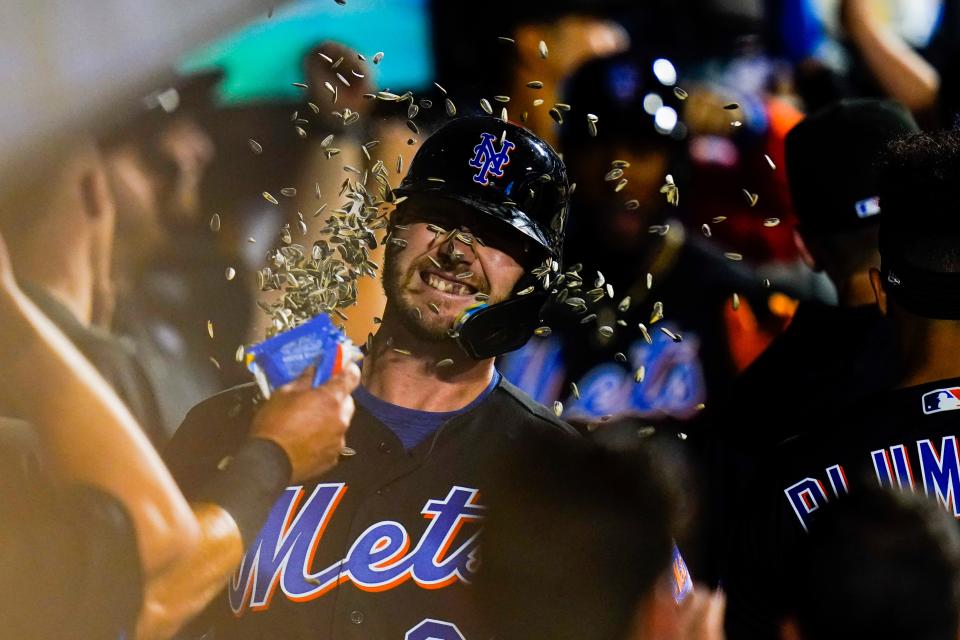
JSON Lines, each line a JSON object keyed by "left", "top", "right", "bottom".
{"left": 295, "top": 126, "right": 307, "bottom": 138}
{"left": 455, "top": 271, "right": 474, "bottom": 280}
{"left": 445, "top": 98, "right": 457, "bottom": 116}
{"left": 638, "top": 323, "right": 652, "bottom": 344}
{"left": 209, "top": 356, "right": 221, "bottom": 370}
{"left": 436, "top": 358, "right": 455, "bottom": 368}
{"left": 764, "top": 154, "right": 776, "bottom": 170}
{"left": 207, "top": 320, "right": 214, "bottom": 339}
{"left": 712, "top": 215, "right": 727, "bottom": 224}
{"left": 534, "top": 326, "right": 552, "bottom": 337}
{"left": 532, "top": 99, "right": 545, "bottom": 107}
{"left": 724, "top": 102, "right": 740, "bottom": 110}
{"left": 209, "top": 213, "right": 221, "bottom": 231}
{"left": 580, "top": 313, "right": 597, "bottom": 324}
{"left": 318, "top": 53, "right": 333, "bottom": 63}
{"left": 604, "top": 168, "right": 624, "bottom": 181}
{"left": 428, "top": 302, "right": 440, "bottom": 314}
{"left": 701, "top": 223, "right": 712, "bottom": 237}
{"left": 475, "top": 293, "right": 490, "bottom": 302}
{"left": 480, "top": 98, "right": 493, "bottom": 114}
{"left": 527, "top": 80, "right": 544, "bottom": 89}
{"left": 225, "top": 267, "right": 236, "bottom": 281}
{"left": 517, "top": 286, "right": 535, "bottom": 296}
{"left": 248, "top": 139, "right": 263, "bottom": 154}
{"left": 292, "top": 82, "right": 308, "bottom": 89}
{"left": 280, "top": 187, "right": 297, "bottom": 197}
{"left": 498, "top": 36, "right": 515, "bottom": 43}
{"left": 336, "top": 73, "right": 350, "bottom": 87}
{"left": 650, "top": 301, "right": 664, "bottom": 324}
{"left": 392, "top": 348, "right": 411, "bottom": 356}
{"left": 742, "top": 189, "right": 758, "bottom": 207}
{"left": 660, "top": 326, "right": 682, "bottom": 342}
{"left": 730, "top": 120, "right": 743, "bottom": 127}
{"left": 538, "top": 40, "right": 548, "bottom": 58}
{"left": 634, "top": 366, "right": 646, "bottom": 383}
{"left": 587, "top": 118, "right": 597, "bottom": 137}
{"left": 625, "top": 199, "right": 640, "bottom": 210}
{"left": 612, "top": 352, "right": 626, "bottom": 363}
{"left": 598, "top": 325, "right": 614, "bottom": 338}
{"left": 732, "top": 292, "right": 740, "bottom": 310}
{"left": 434, "top": 82, "right": 447, "bottom": 95}
{"left": 673, "top": 87, "right": 688, "bottom": 99}
{"left": 618, "top": 296, "right": 631, "bottom": 312}
{"left": 724, "top": 252, "right": 743, "bottom": 261}
{"left": 248, "top": 236, "right": 256, "bottom": 243}
{"left": 372, "top": 51, "right": 384, "bottom": 64}
{"left": 763, "top": 217, "right": 780, "bottom": 227}
{"left": 493, "top": 95, "right": 510, "bottom": 103}
{"left": 763, "top": 278, "right": 771, "bottom": 288}
{"left": 549, "top": 108, "right": 563, "bottom": 124}
{"left": 614, "top": 179, "right": 628, "bottom": 192}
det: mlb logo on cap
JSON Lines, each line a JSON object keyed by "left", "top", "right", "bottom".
{"left": 854, "top": 196, "right": 880, "bottom": 219}
{"left": 922, "top": 387, "right": 960, "bottom": 414}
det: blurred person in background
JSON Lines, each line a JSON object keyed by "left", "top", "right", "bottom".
{"left": 430, "top": 0, "right": 629, "bottom": 148}
{"left": 479, "top": 433, "right": 723, "bottom": 640}
{"left": 780, "top": 487, "right": 960, "bottom": 640}
{"left": 101, "top": 72, "right": 240, "bottom": 439}
{"left": 0, "top": 218, "right": 361, "bottom": 639}
{"left": 0, "top": 136, "right": 166, "bottom": 445}
{"left": 698, "top": 99, "right": 918, "bottom": 585}
{"left": 500, "top": 52, "right": 787, "bottom": 434}
{"left": 726, "top": 127, "right": 960, "bottom": 637}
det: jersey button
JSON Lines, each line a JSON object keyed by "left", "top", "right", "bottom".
{"left": 350, "top": 610, "right": 364, "bottom": 625}
{"left": 377, "top": 441, "right": 392, "bottom": 454}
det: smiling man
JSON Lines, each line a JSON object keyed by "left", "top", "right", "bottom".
{"left": 164, "top": 116, "right": 578, "bottom": 639}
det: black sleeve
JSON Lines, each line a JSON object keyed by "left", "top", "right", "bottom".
{"left": 163, "top": 385, "right": 259, "bottom": 496}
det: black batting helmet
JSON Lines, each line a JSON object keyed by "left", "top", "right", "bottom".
{"left": 393, "top": 115, "right": 571, "bottom": 359}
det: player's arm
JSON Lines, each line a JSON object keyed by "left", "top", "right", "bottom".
{"left": 136, "top": 364, "right": 359, "bottom": 640}
{"left": 0, "top": 232, "right": 198, "bottom": 576}
{"left": 841, "top": 0, "right": 940, "bottom": 113}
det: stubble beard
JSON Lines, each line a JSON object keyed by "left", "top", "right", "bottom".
{"left": 381, "top": 249, "right": 454, "bottom": 343}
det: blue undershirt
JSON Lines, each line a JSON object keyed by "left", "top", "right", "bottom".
{"left": 354, "top": 370, "right": 502, "bottom": 450}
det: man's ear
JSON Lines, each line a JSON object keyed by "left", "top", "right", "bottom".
{"left": 793, "top": 228, "right": 819, "bottom": 271}
{"left": 869, "top": 267, "right": 888, "bottom": 316}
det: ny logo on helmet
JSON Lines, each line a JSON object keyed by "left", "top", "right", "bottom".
{"left": 468, "top": 132, "right": 515, "bottom": 186}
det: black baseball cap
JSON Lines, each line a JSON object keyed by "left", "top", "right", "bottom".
{"left": 785, "top": 99, "right": 919, "bottom": 233}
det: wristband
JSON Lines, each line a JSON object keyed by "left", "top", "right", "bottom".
{"left": 194, "top": 438, "right": 292, "bottom": 545}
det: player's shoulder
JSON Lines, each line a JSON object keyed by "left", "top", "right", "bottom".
{"left": 164, "top": 383, "right": 260, "bottom": 493}
{"left": 491, "top": 376, "right": 580, "bottom": 438}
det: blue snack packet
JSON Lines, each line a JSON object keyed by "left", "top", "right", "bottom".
{"left": 244, "top": 313, "right": 361, "bottom": 397}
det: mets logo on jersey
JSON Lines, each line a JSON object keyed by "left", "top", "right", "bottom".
{"left": 228, "top": 484, "right": 484, "bottom": 614}
{"left": 922, "top": 387, "right": 960, "bottom": 414}
{"left": 468, "top": 132, "right": 514, "bottom": 185}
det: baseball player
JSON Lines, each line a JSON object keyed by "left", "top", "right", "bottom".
{"left": 164, "top": 115, "right": 579, "bottom": 639}
{"left": 725, "top": 127, "right": 960, "bottom": 637}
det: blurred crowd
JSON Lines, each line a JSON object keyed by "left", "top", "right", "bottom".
{"left": 5, "top": 0, "right": 960, "bottom": 638}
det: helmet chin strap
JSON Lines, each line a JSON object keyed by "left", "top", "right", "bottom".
{"left": 454, "top": 291, "right": 549, "bottom": 360}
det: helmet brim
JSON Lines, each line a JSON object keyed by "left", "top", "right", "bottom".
{"left": 393, "top": 181, "right": 553, "bottom": 254}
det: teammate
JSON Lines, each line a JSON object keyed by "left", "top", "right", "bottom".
{"left": 700, "top": 99, "right": 918, "bottom": 585}
{"left": 164, "top": 115, "right": 578, "bottom": 639}
{"left": 726, "top": 127, "right": 960, "bottom": 637}
{"left": 0, "top": 223, "right": 359, "bottom": 640}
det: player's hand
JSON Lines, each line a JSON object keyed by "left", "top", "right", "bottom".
{"left": 250, "top": 362, "right": 360, "bottom": 482}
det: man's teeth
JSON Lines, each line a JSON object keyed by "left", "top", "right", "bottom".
{"left": 426, "top": 273, "right": 473, "bottom": 295}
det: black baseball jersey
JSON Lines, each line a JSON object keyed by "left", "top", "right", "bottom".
{"left": 724, "top": 376, "right": 960, "bottom": 638}
{"left": 164, "top": 377, "right": 577, "bottom": 640}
